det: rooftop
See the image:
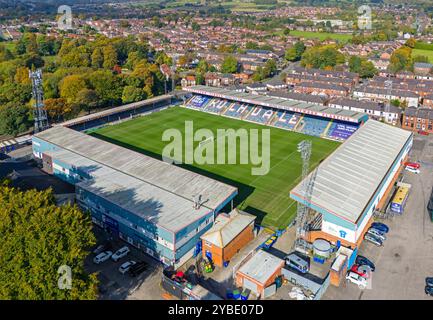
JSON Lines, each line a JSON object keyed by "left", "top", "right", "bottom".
{"left": 34, "top": 126, "right": 238, "bottom": 212}
{"left": 45, "top": 148, "right": 211, "bottom": 233}
{"left": 237, "top": 250, "right": 284, "bottom": 284}
{"left": 200, "top": 209, "right": 256, "bottom": 248}
{"left": 291, "top": 120, "right": 412, "bottom": 224}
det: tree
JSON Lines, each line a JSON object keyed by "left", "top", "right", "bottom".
{"left": 91, "top": 47, "right": 103, "bottom": 69}
{"left": 75, "top": 88, "right": 99, "bottom": 114}
{"left": 191, "top": 22, "right": 201, "bottom": 32}
{"left": 389, "top": 46, "right": 412, "bottom": 73}
{"left": 122, "top": 86, "right": 147, "bottom": 104}
{"left": 59, "top": 75, "right": 88, "bottom": 104}
{"left": 88, "top": 70, "right": 122, "bottom": 106}
{"left": 405, "top": 38, "right": 416, "bottom": 49}
{"left": 221, "top": 55, "right": 238, "bottom": 74}
{"left": 44, "top": 98, "right": 72, "bottom": 121}
{"left": 0, "top": 46, "right": 14, "bottom": 63}
{"left": 0, "top": 184, "right": 98, "bottom": 299}
{"left": 0, "top": 103, "right": 32, "bottom": 136}
{"left": 301, "top": 45, "right": 345, "bottom": 70}
{"left": 285, "top": 41, "right": 306, "bottom": 62}
{"left": 14, "top": 67, "right": 31, "bottom": 85}
{"left": 102, "top": 45, "right": 117, "bottom": 70}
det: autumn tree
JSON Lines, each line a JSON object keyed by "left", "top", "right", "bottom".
{"left": 0, "top": 184, "right": 98, "bottom": 299}
{"left": 59, "top": 74, "right": 88, "bottom": 104}
{"left": 102, "top": 45, "right": 118, "bottom": 70}
{"left": 91, "top": 47, "right": 104, "bottom": 69}
{"left": 221, "top": 55, "right": 238, "bottom": 74}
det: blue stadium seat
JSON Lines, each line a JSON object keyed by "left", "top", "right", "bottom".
{"left": 297, "top": 115, "right": 330, "bottom": 137}
{"left": 224, "top": 103, "right": 252, "bottom": 119}
{"left": 204, "top": 98, "right": 231, "bottom": 114}
{"left": 245, "top": 107, "right": 275, "bottom": 124}
{"left": 273, "top": 111, "right": 300, "bottom": 130}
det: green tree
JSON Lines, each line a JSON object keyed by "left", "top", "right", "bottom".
{"left": 0, "top": 184, "right": 98, "bottom": 299}
{"left": 75, "top": 88, "right": 99, "bottom": 114}
{"left": 59, "top": 75, "right": 87, "bottom": 104}
{"left": 221, "top": 55, "right": 238, "bottom": 74}
{"left": 0, "top": 103, "right": 32, "bottom": 136}
{"left": 102, "top": 45, "right": 117, "bottom": 70}
{"left": 122, "top": 86, "right": 147, "bottom": 104}
{"left": 91, "top": 47, "right": 103, "bottom": 69}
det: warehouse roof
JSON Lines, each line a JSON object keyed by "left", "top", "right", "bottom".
{"left": 34, "top": 126, "right": 237, "bottom": 212}
{"left": 237, "top": 250, "right": 284, "bottom": 284}
{"left": 201, "top": 209, "right": 256, "bottom": 248}
{"left": 44, "top": 148, "right": 211, "bottom": 232}
{"left": 291, "top": 120, "right": 412, "bottom": 224}
{"left": 185, "top": 85, "right": 367, "bottom": 123}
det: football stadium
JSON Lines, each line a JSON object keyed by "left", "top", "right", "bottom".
{"left": 32, "top": 86, "right": 413, "bottom": 267}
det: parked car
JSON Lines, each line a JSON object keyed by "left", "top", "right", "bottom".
{"left": 355, "top": 255, "right": 375, "bottom": 272}
{"left": 128, "top": 261, "right": 148, "bottom": 277}
{"left": 364, "top": 233, "right": 383, "bottom": 246}
{"left": 350, "top": 264, "right": 370, "bottom": 279}
{"left": 119, "top": 261, "right": 136, "bottom": 275}
{"left": 418, "top": 130, "right": 429, "bottom": 136}
{"left": 426, "top": 277, "right": 433, "bottom": 287}
{"left": 93, "top": 251, "right": 113, "bottom": 264}
{"left": 371, "top": 222, "right": 389, "bottom": 234}
{"left": 405, "top": 166, "right": 420, "bottom": 174}
{"left": 112, "top": 246, "right": 130, "bottom": 262}
{"left": 404, "top": 162, "right": 421, "bottom": 169}
{"left": 346, "top": 271, "right": 368, "bottom": 289}
{"left": 93, "top": 241, "right": 112, "bottom": 255}
{"left": 367, "top": 228, "right": 387, "bottom": 241}
{"left": 425, "top": 286, "right": 433, "bottom": 296}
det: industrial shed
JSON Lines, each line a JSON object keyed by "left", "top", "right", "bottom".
{"left": 235, "top": 250, "right": 284, "bottom": 298}
{"left": 201, "top": 209, "right": 256, "bottom": 268}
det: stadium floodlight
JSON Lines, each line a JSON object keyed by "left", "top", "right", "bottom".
{"left": 29, "top": 69, "right": 49, "bottom": 133}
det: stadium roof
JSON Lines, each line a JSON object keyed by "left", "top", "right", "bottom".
{"left": 200, "top": 209, "right": 256, "bottom": 247}
{"left": 35, "top": 126, "right": 237, "bottom": 213}
{"left": 291, "top": 120, "right": 412, "bottom": 224}
{"left": 60, "top": 94, "right": 172, "bottom": 128}
{"left": 185, "top": 85, "right": 367, "bottom": 123}
{"left": 44, "top": 148, "right": 211, "bottom": 233}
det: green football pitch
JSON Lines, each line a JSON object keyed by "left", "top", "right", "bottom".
{"left": 90, "top": 107, "right": 340, "bottom": 229}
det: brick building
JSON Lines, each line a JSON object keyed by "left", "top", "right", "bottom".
{"left": 402, "top": 107, "right": 433, "bottom": 134}
{"left": 201, "top": 210, "right": 255, "bottom": 268}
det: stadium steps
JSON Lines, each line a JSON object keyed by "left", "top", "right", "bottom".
{"left": 308, "top": 214, "right": 322, "bottom": 231}
{"left": 293, "top": 115, "right": 305, "bottom": 132}
{"left": 267, "top": 112, "right": 280, "bottom": 126}
{"left": 321, "top": 120, "right": 334, "bottom": 137}
{"left": 221, "top": 103, "right": 235, "bottom": 116}
{"left": 218, "top": 102, "right": 231, "bottom": 115}
{"left": 242, "top": 106, "right": 255, "bottom": 120}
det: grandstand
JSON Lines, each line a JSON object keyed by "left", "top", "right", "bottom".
{"left": 183, "top": 86, "right": 368, "bottom": 141}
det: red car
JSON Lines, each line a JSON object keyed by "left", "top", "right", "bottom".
{"left": 350, "top": 264, "right": 370, "bottom": 279}
{"left": 418, "top": 130, "right": 429, "bottom": 136}
{"left": 404, "top": 162, "right": 421, "bottom": 169}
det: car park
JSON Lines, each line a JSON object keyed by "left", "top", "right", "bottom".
{"left": 112, "top": 246, "right": 130, "bottom": 262}
{"left": 364, "top": 233, "right": 383, "bottom": 246}
{"left": 128, "top": 261, "right": 148, "bottom": 277}
{"left": 405, "top": 166, "right": 420, "bottom": 174}
{"left": 367, "top": 228, "right": 386, "bottom": 241}
{"left": 355, "top": 255, "right": 375, "bottom": 272}
{"left": 119, "top": 260, "right": 136, "bottom": 275}
{"left": 371, "top": 222, "right": 389, "bottom": 234}
{"left": 346, "top": 271, "right": 368, "bottom": 289}
{"left": 93, "top": 251, "right": 113, "bottom": 264}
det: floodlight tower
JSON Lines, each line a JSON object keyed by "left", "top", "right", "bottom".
{"left": 294, "top": 140, "right": 313, "bottom": 250}
{"left": 29, "top": 69, "right": 49, "bottom": 133}
{"left": 384, "top": 80, "right": 393, "bottom": 120}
